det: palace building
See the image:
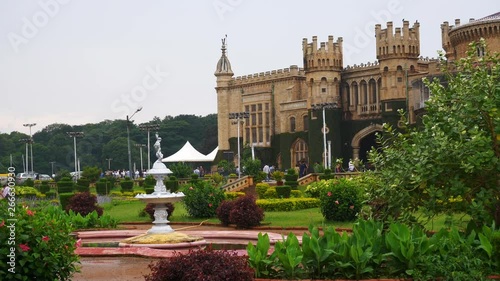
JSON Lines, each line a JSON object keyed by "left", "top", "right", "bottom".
{"left": 214, "top": 12, "right": 500, "bottom": 171}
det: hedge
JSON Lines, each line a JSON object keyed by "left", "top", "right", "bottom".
{"left": 256, "top": 198, "right": 320, "bottom": 212}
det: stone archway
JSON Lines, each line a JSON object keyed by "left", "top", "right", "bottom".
{"left": 351, "top": 124, "right": 383, "bottom": 160}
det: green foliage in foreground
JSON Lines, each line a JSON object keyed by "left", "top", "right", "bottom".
{"left": 369, "top": 40, "right": 500, "bottom": 228}
{"left": 247, "top": 220, "right": 500, "bottom": 280}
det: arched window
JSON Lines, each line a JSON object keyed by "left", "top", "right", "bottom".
{"left": 292, "top": 138, "right": 308, "bottom": 168}
{"left": 290, "top": 117, "right": 296, "bottom": 132}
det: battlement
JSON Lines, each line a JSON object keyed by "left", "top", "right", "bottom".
{"left": 343, "top": 61, "right": 379, "bottom": 72}
{"left": 375, "top": 20, "right": 420, "bottom": 60}
{"left": 232, "top": 65, "right": 305, "bottom": 85}
{"left": 302, "top": 35, "right": 343, "bottom": 70}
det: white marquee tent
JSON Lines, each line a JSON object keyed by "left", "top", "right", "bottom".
{"left": 162, "top": 141, "right": 218, "bottom": 162}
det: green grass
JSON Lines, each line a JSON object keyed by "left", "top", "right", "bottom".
{"left": 101, "top": 198, "right": 470, "bottom": 231}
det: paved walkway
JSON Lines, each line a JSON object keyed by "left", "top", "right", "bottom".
{"left": 72, "top": 223, "right": 309, "bottom": 281}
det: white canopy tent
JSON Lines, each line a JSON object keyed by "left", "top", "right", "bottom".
{"left": 162, "top": 141, "right": 217, "bottom": 163}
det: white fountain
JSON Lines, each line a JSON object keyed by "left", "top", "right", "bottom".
{"left": 120, "top": 133, "right": 205, "bottom": 248}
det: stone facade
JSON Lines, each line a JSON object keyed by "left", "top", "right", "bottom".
{"left": 215, "top": 12, "right": 500, "bottom": 171}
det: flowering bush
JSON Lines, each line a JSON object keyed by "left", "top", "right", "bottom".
{"left": 304, "top": 179, "right": 333, "bottom": 198}
{"left": 181, "top": 181, "right": 225, "bottom": 218}
{"left": 319, "top": 178, "right": 362, "bottom": 221}
{"left": 0, "top": 200, "right": 79, "bottom": 280}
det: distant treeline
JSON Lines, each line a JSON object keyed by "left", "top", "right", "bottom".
{"left": 0, "top": 114, "right": 217, "bottom": 174}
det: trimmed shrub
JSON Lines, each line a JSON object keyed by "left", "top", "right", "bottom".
{"left": 144, "top": 174, "right": 156, "bottom": 186}
{"left": 263, "top": 187, "right": 278, "bottom": 199}
{"left": 65, "top": 192, "right": 103, "bottom": 217}
{"left": 76, "top": 177, "right": 90, "bottom": 190}
{"left": 143, "top": 203, "right": 174, "bottom": 221}
{"left": 255, "top": 182, "right": 270, "bottom": 198}
{"left": 216, "top": 200, "right": 236, "bottom": 226}
{"left": 320, "top": 178, "right": 362, "bottom": 221}
{"left": 57, "top": 177, "right": 74, "bottom": 193}
{"left": 39, "top": 181, "right": 50, "bottom": 194}
{"left": 319, "top": 169, "right": 335, "bottom": 180}
{"left": 304, "top": 179, "right": 330, "bottom": 198}
{"left": 275, "top": 185, "right": 291, "bottom": 198}
{"left": 95, "top": 178, "right": 111, "bottom": 195}
{"left": 182, "top": 181, "right": 225, "bottom": 218}
{"left": 284, "top": 168, "right": 299, "bottom": 189}
{"left": 120, "top": 177, "right": 134, "bottom": 192}
{"left": 290, "top": 190, "right": 303, "bottom": 198}
{"left": 164, "top": 176, "right": 179, "bottom": 193}
{"left": 58, "top": 193, "right": 74, "bottom": 213}
{"left": 144, "top": 186, "right": 154, "bottom": 194}
{"left": 225, "top": 191, "right": 245, "bottom": 200}
{"left": 256, "top": 198, "right": 320, "bottom": 212}
{"left": 229, "top": 195, "right": 264, "bottom": 229}
{"left": 144, "top": 247, "right": 254, "bottom": 281}
{"left": 24, "top": 178, "right": 35, "bottom": 187}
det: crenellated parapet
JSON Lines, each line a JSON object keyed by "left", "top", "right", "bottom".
{"left": 302, "top": 35, "right": 343, "bottom": 71}
{"left": 343, "top": 61, "right": 379, "bottom": 72}
{"left": 232, "top": 65, "right": 305, "bottom": 86}
{"left": 375, "top": 20, "right": 420, "bottom": 60}
{"left": 442, "top": 13, "right": 500, "bottom": 61}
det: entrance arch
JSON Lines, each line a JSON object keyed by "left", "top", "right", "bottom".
{"left": 351, "top": 124, "right": 383, "bottom": 162}
{"left": 290, "top": 138, "right": 308, "bottom": 168}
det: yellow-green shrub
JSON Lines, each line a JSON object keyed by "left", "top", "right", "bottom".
{"left": 255, "top": 183, "right": 270, "bottom": 198}
{"left": 256, "top": 198, "right": 320, "bottom": 211}
{"left": 225, "top": 191, "right": 245, "bottom": 200}
{"left": 263, "top": 187, "right": 278, "bottom": 199}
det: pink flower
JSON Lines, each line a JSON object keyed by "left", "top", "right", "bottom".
{"left": 335, "top": 200, "right": 339, "bottom": 205}
{"left": 75, "top": 238, "right": 82, "bottom": 248}
{"left": 189, "top": 186, "right": 194, "bottom": 190}
{"left": 42, "top": 236, "right": 50, "bottom": 242}
{"left": 26, "top": 210, "right": 34, "bottom": 216}
{"left": 327, "top": 192, "right": 332, "bottom": 197}
{"left": 19, "top": 244, "right": 30, "bottom": 252}
{"left": 349, "top": 205, "right": 354, "bottom": 209}
{"left": 208, "top": 203, "right": 213, "bottom": 207}
{"left": 0, "top": 220, "right": 4, "bottom": 227}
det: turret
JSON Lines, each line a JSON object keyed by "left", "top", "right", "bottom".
{"left": 376, "top": 20, "right": 420, "bottom": 60}
{"left": 302, "top": 36, "right": 343, "bottom": 107}
{"left": 214, "top": 37, "right": 234, "bottom": 150}
{"left": 215, "top": 36, "right": 234, "bottom": 86}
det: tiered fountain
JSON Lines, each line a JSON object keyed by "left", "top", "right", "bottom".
{"left": 120, "top": 133, "right": 205, "bottom": 248}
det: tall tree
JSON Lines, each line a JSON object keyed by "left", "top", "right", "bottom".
{"left": 370, "top": 40, "right": 500, "bottom": 227}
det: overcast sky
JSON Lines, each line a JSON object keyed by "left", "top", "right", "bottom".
{"left": 0, "top": 0, "right": 497, "bottom": 134}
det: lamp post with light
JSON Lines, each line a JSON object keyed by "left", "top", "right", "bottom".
{"left": 312, "top": 103, "right": 337, "bottom": 169}
{"left": 228, "top": 112, "right": 249, "bottom": 178}
{"left": 67, "top": 131, "right": 84, "bottom": 180}
{"left": 127, "top": 107, "right": 142, "bottom": 179}
{"left": 139, "top": 123, "right": 160, "bottom": 170}
{"left": 23, "top": 123, "right": 36, "bottom": 175}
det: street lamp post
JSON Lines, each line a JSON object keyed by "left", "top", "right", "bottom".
{"left": 312, "top": 103, "right": 338, "bottom": 169}
{"left": 139, "top": 123, "right": 160, "bottom": 170}
{"left": 229, "top": 112, "right": 250, "bottom": 178}
{"left": 105, "top": 158, "right": 112, "bottom": 170}
{"left": 49, "top": 161, "right": 56, "bottom": 177}
{"left": 67, "top": 132, "right": 84, "bottom": 180}
{"left": 134, "top": 144, "right": 146, "bottom": 173}
{"left": 23, "top": 123, "right": 36, "bottom": 175}
{"left": 127, "top": 107, "right": 142, "bottom": 179}
{"left": 19, "top": 138, "right": 32, "bottom": 173}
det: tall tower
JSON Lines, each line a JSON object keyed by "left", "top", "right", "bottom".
{"left": 375, "top": 21, "right": 420, "bottom": 102}
{"left": 214, "top": 37, "right": 234, "bottom": 150}
{"left": 303, "top": 35, "right": 343, "bottom": 106}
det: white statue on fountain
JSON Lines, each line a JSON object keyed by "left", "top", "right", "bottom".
{"left": 154, "top": 132, "right": 163, "bottom": 162}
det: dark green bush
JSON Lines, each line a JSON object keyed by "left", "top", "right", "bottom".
{"left": 144, "top": 175, "right": 156, "bottom": 186}
{"left": 120, "top": 178, "right": 134, "bottom": 192}
{"left": 229, "top": 195, "right": 264, "bottom": 229}
{"left": 39, "top": 182, "right": 50, "bottom": 194}
{"left": 144, "top": 187, "right": 154, "bottom": 194}
{"left": 144, "top": 247, "right": 254, "bottom": 281}
{"left": 319, "top": 168, "right": 335, "bottom": 180}
{"left": 182, "top": 181, "right": 225, "bottom": 218}
{"left": 24, "top": 178, "right": 35, "bottom": 187}
{"left": 95, "top": 179, "right": 111, "bottom": 195}
{"left": 65, "top": 192, "right": 103, "bottom": 217}
{"left": 164, "top": 177, "right": 179, "bottom": 193}
{"left": 319, "top": 178, "right": 362, "bottom": 221}
{"left": 76, "top": 177, "right": 90, "bottom": 192}
{"left": 57, "top": 177, "right": 74, "bottom": 193}
{"left": 275, "top": 185, "right": 291, "bottom": 198}
{"left": 59, "top": 193, "right": 74, "bottom": 210}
